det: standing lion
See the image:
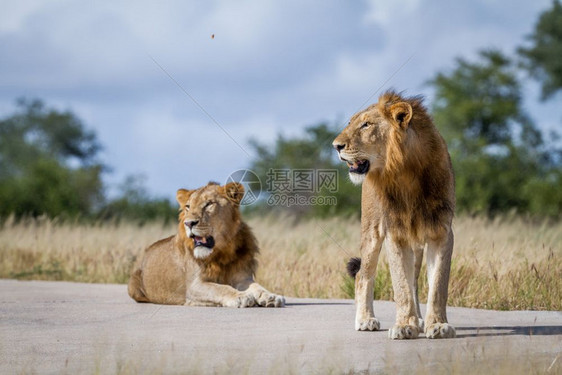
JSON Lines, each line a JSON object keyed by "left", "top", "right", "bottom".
{"left": 128, "top": 181, "right": 285, "bottom": 308}
{"left": 333, "top": 91, "right": 456, "bottom": 339}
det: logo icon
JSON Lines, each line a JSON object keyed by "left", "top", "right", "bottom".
{"left": 225, "top": 169, "right": 262, "bottom": 206}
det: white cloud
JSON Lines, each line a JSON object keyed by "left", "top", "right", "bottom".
{"left": 0, "top": 0, "right": 559, "bottom": 197}
{"left": 0, "top": 0, "right": 54, "bottom": 33}
{"left": 364, "top": 0, "right": 421, "bottom": 26}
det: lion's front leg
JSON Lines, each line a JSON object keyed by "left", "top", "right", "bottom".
{"left": 424, "top": 230, "right": 456, "bottom": 339}
{"left": 386, "top": 235, "right": 421, "bottom": 339}
{"left": 186, "top": 279, "right": 256, "bottom": 308}
{"left": 238, "top": 281, "right": 285, "bottom": 307}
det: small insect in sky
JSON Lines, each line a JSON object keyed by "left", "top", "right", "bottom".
{"left": 211, "top": 34, "right": 215, "bottom": 39}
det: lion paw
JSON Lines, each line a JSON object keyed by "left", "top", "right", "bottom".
{"left": 355, "top": 317, "right": 381, "bottom": 331}
{"left": 425, "top": 323, "right": 456, "bottom": 339}
{"left": 257, "top": 292, "right": 285, "bottom": 307}
{"left": 226, "top": 294, "right": 256, "bottom": 308}
{"left": 388, "top": 324, "right": 419, "bottom": 339}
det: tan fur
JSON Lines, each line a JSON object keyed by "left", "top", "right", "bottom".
{"left": 333, "top": 91, "right": 456, "bottom": 339}
{"left": 127, "top": 182, "right": 285, "bottom": 308}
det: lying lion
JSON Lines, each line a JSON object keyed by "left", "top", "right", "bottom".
{"left": 333, "top": 91, "right": 456, "bottom": 339}
{"left": 128, "top": 181, "right": 285, "bottom": 308}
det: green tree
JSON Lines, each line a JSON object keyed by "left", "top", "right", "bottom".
{"left": 247, "top": 123, "right": 360, "bottom": 217}
{"left": 0, "top": 99, "right": 104, "bottom": 218}
{"left": 0, "top": 99, "right": 178, "bottom": 222}
{"left": 431, "top": 50, "right": 538, "bottom": 153}
{"left": 518, "top": 0, "right": 562, "bottom": 100}
{"left": 430, "top": 50, "right": 562, "bottom": 216}
{"left": 97, "top": 175, "right": 177, "bottom": 224}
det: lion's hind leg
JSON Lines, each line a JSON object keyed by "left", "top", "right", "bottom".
{"left": 353, "top": 236, "right": 384, "bottom": 332}
{"left": 128, "top": 269, "right": 149, "bottom": 303}
{"left": 413, "top": 245, "right": 425, "bottom": 332}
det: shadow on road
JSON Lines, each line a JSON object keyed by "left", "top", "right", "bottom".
{"left": 456, "top": 325, "right": 562, "bottom": 337}
{"left": 286, "top": 302, "right": 352, "bottom": 306}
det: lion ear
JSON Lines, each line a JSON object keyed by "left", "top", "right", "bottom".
{"left": 176, "top": 188, "right": 194, "bottom": 207}
{"left": 389, "top": 102, "right": 413, "bottom": 129}
{"left": 221, "top": 182, "right": 245, "bottom": 205}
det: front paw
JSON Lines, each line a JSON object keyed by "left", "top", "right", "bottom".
{"left": 256, "top": 292, "right": 285, "bottom": 307}
{"left": 226, "top": 294, "right": 256, "bottom": 308}
{"left": 355, "top": 317, "right": 381, "bottom": 331}
{"left": 425, "top": 323, "right": 456, "bottom": 339}
{"left": 388, "top": 324, "right": 419, "bottom": 339}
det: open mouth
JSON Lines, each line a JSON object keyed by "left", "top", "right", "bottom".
{"left": 190, "top": 234, "right": 215, "bottom": 249}
{"left": 345, "top": 159, "right": 370, "bottom": 174}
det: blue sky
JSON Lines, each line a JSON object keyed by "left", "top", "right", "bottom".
{"left": 1, "top": 0, "right": 560, "bottom": 200}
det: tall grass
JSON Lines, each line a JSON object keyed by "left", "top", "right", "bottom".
{"left": 0, "top": 214, "right": 560, "bottom": 310}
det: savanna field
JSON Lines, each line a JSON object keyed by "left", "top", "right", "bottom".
{"left": 1, "top": 214, "right": 560, "bottom": 311}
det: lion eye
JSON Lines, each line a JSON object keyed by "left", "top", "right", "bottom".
{"left": 204, "top": 201, "right": 214, "bottom": 209}
{"left": 360, "top": 122, "right": 370, "bottom": 129}
{"left": 185, "top": 204, "right": 190, "bottom": 211}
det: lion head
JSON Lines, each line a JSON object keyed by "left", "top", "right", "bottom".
{"left": 333, "top": 91, "right": 430, "bottom": 185}
{"left": 176, "top": 181, "right": 245, "bottom": 260}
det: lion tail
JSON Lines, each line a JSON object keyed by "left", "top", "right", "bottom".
{"left": 346, "top": 257, "right": 361, "bottom": 279}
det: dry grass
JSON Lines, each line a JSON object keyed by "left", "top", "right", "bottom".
{"left": 0, "top": 216, "right": 171, "bottom": 284}
{"left": 0, "top": 214, "right": 560, "bottom": 311}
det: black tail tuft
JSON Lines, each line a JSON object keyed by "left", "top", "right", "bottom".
{"left": 346, "top": 257, "right": 361, "bottom": 279}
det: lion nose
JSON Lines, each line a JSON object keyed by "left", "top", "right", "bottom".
{"left": 333, "top": 142, "right": 345, "bottom": 152}
{"left": 185, "top": 220, "right": 199, "bottom": 229}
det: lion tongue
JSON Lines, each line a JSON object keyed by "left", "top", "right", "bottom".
{"left": 193, "top": 236, "right": 206, "bottom": 244}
